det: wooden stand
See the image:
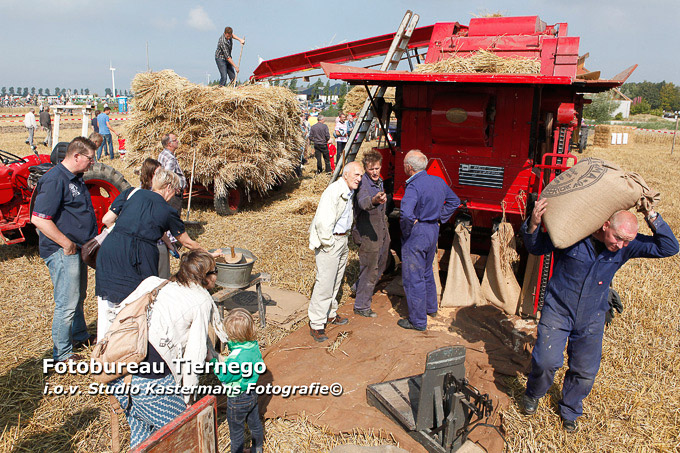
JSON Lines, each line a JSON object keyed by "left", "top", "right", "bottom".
{"left": 212, "top": 272, "right": 271, "bottom": 327}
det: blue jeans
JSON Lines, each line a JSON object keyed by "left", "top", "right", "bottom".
{"left": 216, "top": 58, "right": 236, "bottom": 86}
{"left": 97, "top": 133, "right": 113, "bottom": 160}
{"left": 226, "top": 392, "right": 264, "bottom": 453}
{"left": 44, "top": 249, "right": 89, "bottom": 361}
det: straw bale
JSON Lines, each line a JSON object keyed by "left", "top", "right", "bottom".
{"left": 125, "top": 70, "right": 304, "bottom": 198}
{"left": 343, "top": 86, "right": 396, "bottom": 116}
{"left": 414, "top": 50, "right": 541, "bottom": 74}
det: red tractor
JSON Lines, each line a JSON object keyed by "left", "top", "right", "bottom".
{"left": 0, "top": 146, "right": 130, "bottom": 245}
{"left": 253, "top": 14, "right": 636, "bottom": 315}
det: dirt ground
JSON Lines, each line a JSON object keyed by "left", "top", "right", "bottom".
{"left": 0, "top": 119, "right": 678, "bottom": 452}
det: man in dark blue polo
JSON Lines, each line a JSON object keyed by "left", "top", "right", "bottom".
{"left": 399, "top": 150, "right": 460, "bottom": 331}
{"left": 352, "top": 150, "right": 390, "bottom": 318}
{"left": 32, "top": 137, "right": 98, "bottom": 363}
{"left": 521, "top": 198, "right": 678, "bottom": 432}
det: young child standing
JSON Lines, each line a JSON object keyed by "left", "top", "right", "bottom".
{"left": 213, "top": 308, "right": 265, "bottom": 453}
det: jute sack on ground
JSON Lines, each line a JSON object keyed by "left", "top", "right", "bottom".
{"left": 481, "top": 221, "right": 521, "bottom": 315}
{"left": 441, "top": 223, "right": 482, "bottom": 307}
{"left": 540, "top": 157, "right": 660, "bottom": 249}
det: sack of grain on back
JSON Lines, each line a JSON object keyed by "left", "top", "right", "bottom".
{"left": 539, "top": 157, "right": 660, "bottom": 249}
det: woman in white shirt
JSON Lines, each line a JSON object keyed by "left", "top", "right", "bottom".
{"left": 109, "top": 250, "right": 228, "bottom": 448}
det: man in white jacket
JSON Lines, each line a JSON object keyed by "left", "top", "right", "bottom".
{"left": 308, "top": 161, "right": 363, "bottom": 342}
{"left": 24, "top": 108, "right": 37, "bottom": 150}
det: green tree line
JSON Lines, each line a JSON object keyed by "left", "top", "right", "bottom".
{"left": 621, "top": 81, "right": 680, "bottom": 114}
{"left": 0, "top": 87, "right": 130, "bottom": 97}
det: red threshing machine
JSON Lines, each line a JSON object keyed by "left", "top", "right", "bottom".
{"left": 0, "top": 146, "right": 130, "bottom": 245}
{"left": 253, "top": 13, "right": 636, "bottom": 315}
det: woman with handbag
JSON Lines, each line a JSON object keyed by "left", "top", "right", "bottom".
{"left": 107, "top": 250, "right": 228, "bottom": 449}
{"left": 95, "top": 168, "right": 219, "bottom": 341}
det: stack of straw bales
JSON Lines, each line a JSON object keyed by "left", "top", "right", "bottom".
{"left": 593, "top": 125, "right": 633, "bottom": 147}
{"left": 343, "top": 86, "right": 396, "bottom": 115}
{"left": 414, "top": 50, "right": 541, "bottom": 74}
{"left": 126, "top": 70, "right": 303, "bottom": 198}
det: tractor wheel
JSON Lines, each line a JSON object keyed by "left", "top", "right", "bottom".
{"left": 84, "top": 163, "right": 131, "bottom": 231}
{"left": 214, "top": 187, "right": 245, "bottom": 216}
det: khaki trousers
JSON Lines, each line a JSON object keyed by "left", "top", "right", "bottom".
{"left": 308, "top": 235, "right": 348, "bottom": 330}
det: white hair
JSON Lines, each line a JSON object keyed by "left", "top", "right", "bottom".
{"left": 404, "top": 150, "right": 427, "bottom": 172}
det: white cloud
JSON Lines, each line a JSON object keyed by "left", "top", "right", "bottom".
{"left": 187, "top": 6, "right": 215, "bottom": 31}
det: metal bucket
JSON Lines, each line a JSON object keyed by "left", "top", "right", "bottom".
{"left": 212, "top": 247, "right": 257, "bottom": 288}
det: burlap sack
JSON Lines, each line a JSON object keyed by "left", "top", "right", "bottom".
{"left": 441, "top": 223, "right": 482, "bottom": 307}
{"left": 433, "top": 252, "right": 442, "bottom": 303}
{"left": 540, "top": 157, "right": 660, "bottom": 249}
{"left": 481, "top": 222, "right": 521, "bottom": 315}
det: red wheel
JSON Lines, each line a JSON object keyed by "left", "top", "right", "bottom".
{"left": 214, "top": 187, "right": 245, "bottom": 216}
{"left": 83, "top": 163, "right": 131, "bottom": 231}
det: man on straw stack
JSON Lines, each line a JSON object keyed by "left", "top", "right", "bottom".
{"left": 398, "top": 150, "right": 460, "bottom": 331}
{"left": 31, "top": 137, "right": 99, "bottom": 363}
{"left": 351, "top": 150, "right": 390, "bottom": 318}
{"left": 308, "top": 162, "right": 364, "bottom": 342}
{"left": 215, "top": 26, "right": 245, "bottom": 86}
{"left": 158, "top": 133, "right": 186, "bottom": 214}
{"left": 309, "top": 116, "right": 332, "bottom": 174}
{"left": 521, "top": 198, "right": 679, "bottom": 432}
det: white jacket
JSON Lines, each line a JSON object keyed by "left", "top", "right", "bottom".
{"left": 24, "top": 112, "right": 37, "bottom": 128}
{"left": 309, "top": 178, "right": 353, "bottom": 250}
{"left": 119, "top": 276, "right": 228, "bottom": 401}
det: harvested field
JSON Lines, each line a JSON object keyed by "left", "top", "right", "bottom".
{"left": 0, "top": 118, "right": 678, "bottom": 452}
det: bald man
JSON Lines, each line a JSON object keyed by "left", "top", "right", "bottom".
{"left": 307, "top": 162, "right": 364, "bottom": 342}
{"left": 521, "top": 198, "right": 678, "bottom": 432}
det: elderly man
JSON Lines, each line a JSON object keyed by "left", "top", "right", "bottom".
{"left": 40, "top": 106, "right": 52, "bottom": 148}
{"left": 399, "top": 150, "right": 460, "bottom": 331}
{"left": 308, "top": 162, "right": 364, "bottom": 341}
{"left": 352, "top": 150, "right": 390, "bottom": 317}
{"left": 309, "top": 116, "right": 332, "bottom": 174}
{"left": 31, "top": 137, "right": 99, "bottom": 363}
{"left": 521, "top": 198, "right": 678, "bottom": 432}
{"left": 158, "top": 133, "right": 186, "bottom": 213}
{"left": 215, "top": 26, "right": 245, "bottom": 86}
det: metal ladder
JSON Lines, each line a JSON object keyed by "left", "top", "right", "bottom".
{"left": 330, "top": 10, "right": 419, "bottom": 183}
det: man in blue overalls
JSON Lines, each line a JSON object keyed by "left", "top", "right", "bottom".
{"left": 399, "top": 150, "right": 460, "bottom": 331}
{"left": 522, "top": 198, "right": 678, "bottom": 432}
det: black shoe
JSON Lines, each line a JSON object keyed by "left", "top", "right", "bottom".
{"left": 310, "top": 326, "right": 329, "bottom": 342}
{"left": 427, "top": 311, "right": 437, "bottom": 318}
{"left": 397, "top": 318, "right": 425, "bottom": 331}
{"left": 522, "top": 394, "right": 539, "bottom": 415}
{"left": 354, "top": 308, "right": 377, "bottom": 318}
{"left": 25, "top": 140, "right": 29, "bottom": 144}
{"left": 327, "top": 315, "right": 348, "bottom": 325}
{"left": 74, "top": 333, "right": 97, "bottom": 349}
{"left": 562, "top": 417, "right": 578, "bottom": 433}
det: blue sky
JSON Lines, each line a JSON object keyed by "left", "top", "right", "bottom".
{"left": 1, "top": 0, "right": 677, "bottom": 95}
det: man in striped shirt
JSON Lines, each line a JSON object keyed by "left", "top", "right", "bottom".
{"left": 215, "top": 26, "right": 245, "bottom": 86}
{"left": 158, "top": 133, "right": 186, "bottom": 213}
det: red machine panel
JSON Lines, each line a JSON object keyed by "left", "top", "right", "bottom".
{"left": 431, "top": 93, "right": 491, "bottom": 146}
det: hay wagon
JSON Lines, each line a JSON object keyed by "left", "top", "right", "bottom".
{"left": 253, "top": 14, "right": 636, "bottom": 315}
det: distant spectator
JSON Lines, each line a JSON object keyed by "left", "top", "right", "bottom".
{"left": 334, "top": 113, "right": 349, "bottom": 165}
{"left": 40, "top": 107, "right": 52, "bottom": 149}
{"left": 215, "top": 26, "right": 245, "bottom": 86}
{"left": 96, "top": 107, "right": 118, "bottom": 160}
{"left": 24, "top": 108, "right": 37, "bottom": 151}
{"left": 88, "top": 132, "right": 103, "bottom": 151}
{"left": 309, "top": 116, "right": 332, "bottom": 174}
{"left": 91, "top": 110, "right": 100, "bottom": 134}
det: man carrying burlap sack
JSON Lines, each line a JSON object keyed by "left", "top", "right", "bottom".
{"left": 520, "top": 198, "right": 678, "bottom": 433}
